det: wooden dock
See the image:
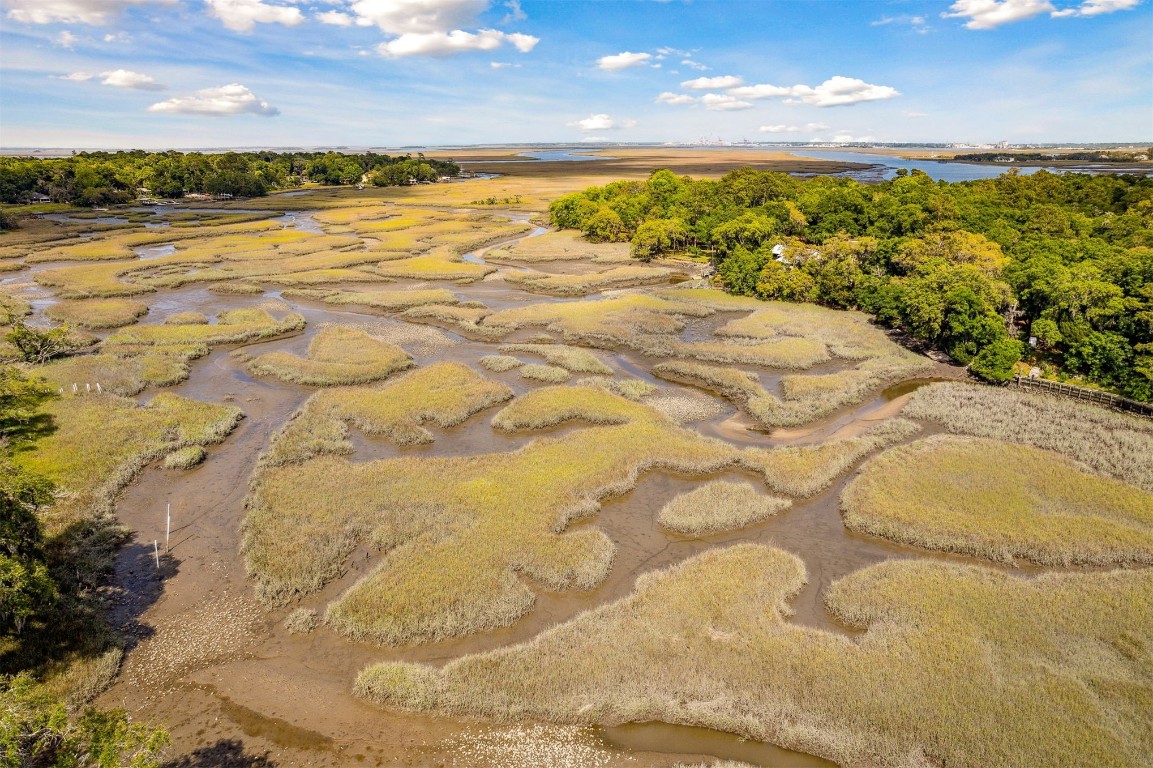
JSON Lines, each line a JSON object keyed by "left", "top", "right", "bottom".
{"left": 1011, "top": 375, "right": 1153, "bottom": 419}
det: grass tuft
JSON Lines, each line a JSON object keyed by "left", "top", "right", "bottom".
{"left": 658, "top": 480, "right": 791, "bottom": 535}
{"left": 164, "top": 445, "right": 206, "bottom": 470}
{"left": 45, "top": 298, "right": 149, "bottom": 329}
{"left": 519, "top": 364, "right": 571, "bottom": 384}
{"left": 246, "top": 326, "right": 412, "bottom": 386}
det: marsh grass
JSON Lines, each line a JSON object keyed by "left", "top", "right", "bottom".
{"left": 245, "top": 326, "right": 412, "bottom": 386}
{"left": 742, "top": 419, "right": 921, "bottom": 497}
{"left": 105, "top": 308, "right": 305, "bottom": 350}
{"left": 164, "top": 311, "right": 209, "bottom": 325}
{"left": 164, "top": 445, "right": 206, "bottom": 470}
{"left": 245, "top": 386, "right": 739, "bottom": 642}
{"left": 904, "top": 382, "right": 1153, "bottom": 490}
{"left": 16, "top": 391, "right": 242, "bottom": 525}
{"left": 283, "top": 608, "right": 319, "bottom": 635}
{"left": 519, "top": 364, "right": 571, "bottom": 383}
{"left": 322, "top": 288, "right": 459, "bottom": 311}
{"left": 36, "top": 351, "right": 191, "bottom": 395}
{"left": 842, "top": 434, "right": 1153, "bottom": 565}
{"left": 368, "top": 251, "right": 496, "bottom": 282}
{"left": 36, "top": 251, "right": 219, "bottom": 298}
{"left": 657, "top": 481, "right": 791, "bottom": 535}
{"left": 356, "top": 544, "right": 1153, "bottom": 768}
{"left": 504, "top": 265, "right": 677, "bottom": 296}
{"left": 481, "top": 294, "right": 708, "bottom": 345}
{"left": 208, "top": 282, "right": 265, "bottom": 295}
{"left": 44, "top": 298, "right": 149, "bottom": 329}
{"left": 499, "top": 344, "right": 612, "bottom": 374}
{"left": 479, "top": 355, "right": 523, "bottom": 372}
{"left": 575, "top": 377, "right": 658, "bottom": 401}
{"left": 485, "top": 230, "right": 631, "bottom": 264}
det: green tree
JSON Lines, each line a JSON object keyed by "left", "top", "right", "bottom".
{"left": 0, "top": 674, "right": 169, "bottom": 767}
{"left": 969, "top": 338, "right": 1024, "bottom": 382}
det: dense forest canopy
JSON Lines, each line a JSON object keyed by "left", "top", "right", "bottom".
{"left": 0, "top": 150, "right": 461, "bottom": 205}
{"left": 549, "top": 168, "right": 1153, "bottom": 400}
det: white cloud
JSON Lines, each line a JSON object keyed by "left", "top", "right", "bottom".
{"left": 206, "top": 0, "right": 303, "bottom": 32}
{"left": 701, "top": 93, "right": 753, "bottom": 111}
{"left": 4, "top": 0, "right": 171, "bottom": 25}
{"left": 655, "top": 91, "right": 697, "bottom": 105}
{"left": 871, "top": 14, "right": 931, "bottom": 31}
{"left": 831, "top": 132, "right": 875, "bottom": 142}
{"left": 100, "top": 68, "right": 165, "bottom": 90}
{"left": 597, "top": 51, "right": 652, "bottom": 70}
{"left": 147, "top": 83, "right": 279, "bottom": 117}
{"left": 681, "top": 75, "right": 743, "bottom": 90}
{"left": 1053, "top": 0, "right": 1141, "bottom": 16}
{"left": 501, "top": 0, "right": 526, "bottom": 23}
{"left": 347, "top": 0, "right": 488, "bottom": 34}
{"left": 567, "top": 113, "right": 635, "bottom": 131}
{"left": 103, "top": 31, "right": 131, "bottom": 43}
{"left": 681, "top": 59, "right": 708, "bottom": 71}
{"left": 758, "top": 122, "right": 830, "bottom": 133}
{"left": 730, "top": 76, "right": 900, "bottom": 107}
{"left": 377, "top": 28, "right": 535, "bottom": 56}
{"left": 53, "top": 30, "right": 79, "bottom": 48}
{"left": 505, "top": 31, "right": 537, "bottom": 52}
{"left": 59, "top": 71, "right": 95, "bottom": 81}
{"left": 942, "top": 0, "right": 1054, "bottom": 29}
{"left": 316, "top": 10, "right": 354, "bottom": 25}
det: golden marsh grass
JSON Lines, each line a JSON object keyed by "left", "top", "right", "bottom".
{"left": 44, "top": 298, "right": 149, "bottom": 329}
{"left": 357, "top": 544, "right": 1153, "bottom": 768}
{"left": 842, "top": 434, "right": 1153, "bottom": 565}
{"left": 657, "top": 480, "right": 791, "bottom": 535}
{"left": 245, "top": 326, "right": 413, "bottom": 386}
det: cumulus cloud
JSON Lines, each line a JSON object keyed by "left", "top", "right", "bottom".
{"left": 701, "top": 93, "right": 753, "bottom": 111}
{"left": 59, "top": 71, "right": 95, "bottom": 81}
{"left": 681, "top": 59, "right": 708, "bottom": 71}
{"left": 597, "top": 51, "right": 652, "bottom": 70}
{"left": 377, "top": 28, "right": 536, "bottom": 56}
{"left": 4, "top": 0, "right": 171, "bottom": 25}
{"left": 147, "top": 83, "right": 279, "bottom": 117}
{"left": 53, "top": 30, "right": 79, "bottom": 47}
{"left": 681, "top": 75, "right": 743, "bottom": 90}
{"left": 655, "top": 91, "right": 697, "bottom": 105}
{"left": 316, "top": 10, "right": 354, "bottom": 25}
{"left": 206, "top": 0, "right": 303, "bottom": 32}
{"left": 99, "top": 68, "right": 165, "bottom": 90}
{"left": 730, "top": 76, "right": 900, "bottom": 107}
{"left": 942, "top": 0, "right": 1055, "bottom": 29}
{"left": 348, "top": 0, "right": 488, "bottom": 34}
{"left": 567, "top": 113, "right": 635, "bottom": 131}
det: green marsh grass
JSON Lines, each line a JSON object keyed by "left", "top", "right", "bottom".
{"left": 504, "top": 265, "right": 677, "bottom": 296}
{"left": 105, "top": 308, "right": 305, "bottom": 350}
{"left": 36, "top": 351, "right": 190, "bottom": 396}
{"left": 44, "top": 298, "right": 149, "bottom": 329}
{"left": 16, "top": 391, "right": 242, "bottom": 526}
{"left": 842, "top": 434, "right": 1153, "bottom": 565}
{"left": 245, "top": 326, "right": 413, "bottom": 386}
{"left": 499, "top": 343, "right": 612, "bottom": 374}
{"left": 164, "top": 445, "right": 206, "bottom": 469}
{"left": 356, "top": 544, "right": 1153, "bottom": 768}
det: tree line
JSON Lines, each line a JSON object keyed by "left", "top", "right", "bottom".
{"left": 549, "top": 167, "right": 1153, "bottom": 399}
{"left": 0, "top": 150, "right": 461, "bottom": 206}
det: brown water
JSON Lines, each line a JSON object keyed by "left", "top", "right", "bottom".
{"left": 8, "top": 198, "right": 995, "bottom": 767}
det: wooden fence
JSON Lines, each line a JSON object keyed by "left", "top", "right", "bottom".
{"left": 1011, "top": 376, "right": 1153, "bottom": 419}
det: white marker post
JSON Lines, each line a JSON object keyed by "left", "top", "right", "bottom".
{"left": 165, "top": 503, "right": 171, "bottom": 553}
{"left": 153, "top": 540, "right": 160, "bottom": 569}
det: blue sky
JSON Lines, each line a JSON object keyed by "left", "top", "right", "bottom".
{"left": 0, "top": 0, "right": 1150, "bottom": 148}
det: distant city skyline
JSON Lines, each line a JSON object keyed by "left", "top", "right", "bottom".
{"left": 1, "top": 0, "right": 1150, "bottom": 148}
